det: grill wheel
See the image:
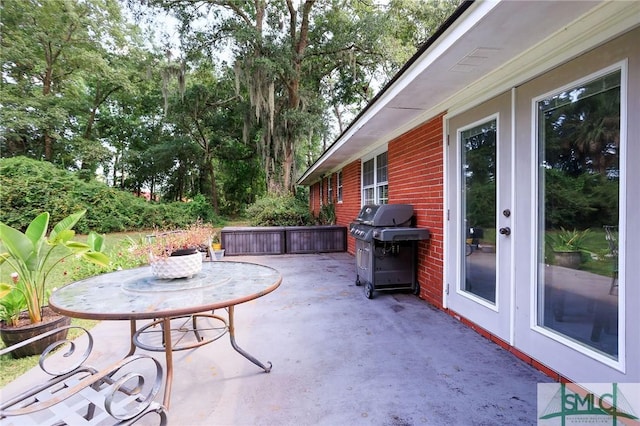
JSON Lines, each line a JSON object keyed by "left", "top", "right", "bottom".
{"left": 364, "top": 282, "right": 374, "bottom": 299}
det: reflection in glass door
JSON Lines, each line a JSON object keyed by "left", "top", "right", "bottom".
{"left": 461, "top": 120, "right": 497, "bottom": 304}
{"left": 537, "top": 70, "right": 621, "bottom": 359}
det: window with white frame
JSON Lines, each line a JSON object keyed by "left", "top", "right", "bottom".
{"left": 319, "top": 179, "right": 323, "bottom": 206}
{"left": 327, "top": 175, "right": 333, "bottom": 204}
{"left": 362, "top": 151, "right": 388, "bottom": 205}
{"left": 337, "top": 170, "right": 343, "bottom": 203}
{"left": 536, "top": 67, "right": 622, "bottom": 358}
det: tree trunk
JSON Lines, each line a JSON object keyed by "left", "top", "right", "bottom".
{"left": 208, "top": 161, "right": 219, "bottom": 214}
{"left": 283, "top": 137, "right": 295, "bottom": 193}
{"left": 42, "top": 67, "right": 54, "bottom": 161}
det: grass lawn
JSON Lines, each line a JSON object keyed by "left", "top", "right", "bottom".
{"left": 553, "top": 228, "right": 616, "bottom": 277}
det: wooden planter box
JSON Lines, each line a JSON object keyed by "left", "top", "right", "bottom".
{"left": 221, "top": 227, "right": 286, "bottom": 255}
{"left": 285, "top": 226, "right": 347, "bottom": 254}
{"left": 221, "top": 226, "right": 347, "bottom": 256}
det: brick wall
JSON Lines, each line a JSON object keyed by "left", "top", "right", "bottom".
{"left": 309, "top": 180, "right": 321, "bottom": 217}
{"left": 309, "top": 162, "right": 362, "bottom": 253}
{"left": 335, "top": 161, "right": 361, "bottom": 254}
{"left": 388, "top": 113, "right": 445, "bottom": 309}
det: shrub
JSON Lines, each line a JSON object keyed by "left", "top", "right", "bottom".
{"left": 0, "top": 157, "right": 220, "bottom": 233}
{"left": 318, "top": 203, "right": 336, "bottom": 225}
{"left": 188, "top": 194, "right": 223, "bottom": 225}
{"left": 246, "top": 195, "right": 314, "bottom": 226}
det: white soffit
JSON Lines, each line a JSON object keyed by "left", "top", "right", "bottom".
{"left": 372, "top": 0, "right": 605, "bottom": 143}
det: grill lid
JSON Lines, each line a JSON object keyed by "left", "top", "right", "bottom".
{"left": 355, "top": 204, "right": 414, "bottom": 227}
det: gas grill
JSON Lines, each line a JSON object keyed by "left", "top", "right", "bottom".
{"left": 350, "top": 204, "right": 430, "bottom": 299}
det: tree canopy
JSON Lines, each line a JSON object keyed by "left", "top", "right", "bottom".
{"left": 1, "top": 0, "right": 461, "bottom": 213}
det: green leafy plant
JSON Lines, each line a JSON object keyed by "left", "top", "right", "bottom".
{"left": 0, "top": 211, "right": 110, "bottom": 325}
{"left": 548, "top": 227, "right": 591, "bottom": 252}
{"left": 318, "top": 203, "right": 336, "bottom": 225}
{"left": 0, "top": 278, "right": 27, "bottom": 326}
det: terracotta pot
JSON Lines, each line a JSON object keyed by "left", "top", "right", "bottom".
{"left": 0, "top": 307, "right": 71, "bottom": 359}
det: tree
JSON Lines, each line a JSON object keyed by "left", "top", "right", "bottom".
{"left": 149, "top": 0, "right": 460, "bottom": 194}
{"left": 165, "top": 62, "right": 235, "bottom": 211}
{"left": 1, "top": 0, "right": 460, "bottom": 212}
{"left": 0, "top": 0, "right": 144, "bottom": 170}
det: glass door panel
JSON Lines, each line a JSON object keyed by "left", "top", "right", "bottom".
{"left": 537, "top": 70, "right": 620, "bottom": 359}
{"left": 462, "top": 120, "right": 497, "bottom": 303}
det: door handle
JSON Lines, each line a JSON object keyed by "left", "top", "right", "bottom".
{"left": 499, "top": 227, "right": 511, "bottom": 236}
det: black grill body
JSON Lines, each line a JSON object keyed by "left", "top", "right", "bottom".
{"left": 350, "top": 204, "right": 430, "bottom": 299}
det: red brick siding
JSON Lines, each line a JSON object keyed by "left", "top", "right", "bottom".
{"left": 388, "top": 113, "right": 445, "bottom": 309}
{"left": 335, "top": 161, "right": 362, "bottom": 254}
{"left": 309, "top": 182, "right": 319, "bottom": 216}
{"left": 328, "top": 114, "right": 445, "bottom": 306}
{"left": 309, "top": 179, "right": 327, "bottom": 218}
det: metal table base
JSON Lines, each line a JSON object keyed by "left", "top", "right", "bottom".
{"left": 127, "top": 306, "right": 272, "bottom": 408}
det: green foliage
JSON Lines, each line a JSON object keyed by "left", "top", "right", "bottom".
{"left": 0, "top": 0, "right": 143, "bottom": 167}
{"left": 547, "top": 228, "right": 591, "bottom": 252}
{"left": 154, "top": 0, "right": 459, "bottom": 193}
{"left": 0, "top": 210, "right": 110, "bottom": 324}
{"left": 318, "top": 203, "right": 336, "bottom": 225}
{"left": 2, "top": 0, "right": 460, "bottom": 200}
{"left": 0, "top": 157, "right": 220, "bottom": 233}
{"left": 187, "top": 195, "right": 223, "bottom": 225}
{"left": 0, "top": 284, "right": 28, "bottom": 326}
{"left": 246, "top": 195, "right": 314, "bottom": 226}
{"left": 466, "top": 181, "right": 496, "bottom": 229}
{"left": 544, "top": 169, "right": 618, "bottom": 229}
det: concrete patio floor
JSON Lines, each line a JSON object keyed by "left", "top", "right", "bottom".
{"left": 1, "top": 252, "right": 551, "bottom": 425}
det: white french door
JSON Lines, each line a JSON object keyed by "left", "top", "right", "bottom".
{"left": 445, "top": 98, "right": 513, "bottom": 342}
{"left": 512, "top": 64, "right": 627, "bottom": 381}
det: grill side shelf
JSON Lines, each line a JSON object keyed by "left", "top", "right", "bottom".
{"left": 372, "top": 228, "right": 430, "bottom": 242}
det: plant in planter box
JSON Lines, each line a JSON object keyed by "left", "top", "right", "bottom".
{"left": 549, "top": 227, "right": 590, "bottom": 251}
{"left": 0, "top": 210, "right": 110, "bottom": 356}
{"left": 133, "top": 223, "right": 215, "bottom": 279}
{"left": 211, "top": 233, "right": 222, "bottom": 251}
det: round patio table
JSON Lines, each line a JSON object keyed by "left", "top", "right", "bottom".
{"left": 49, "top": 260, "right": 282, "bottom": 408}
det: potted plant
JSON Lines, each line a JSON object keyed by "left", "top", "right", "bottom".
{"left": 134, "top": 223, "right": 215, "bottom": 279}
{"left": 211, "top": 233, "right": 222, "bottom": 251}
{"left": 547, "top": 227, "right": 590, "bottom": 269}
{"left": 0, "top": 210, "right": 110, "bottom": 357}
